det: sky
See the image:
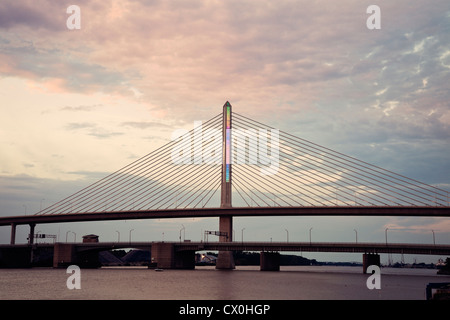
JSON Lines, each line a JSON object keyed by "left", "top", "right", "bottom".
{"left": 0, "top": 0, "right": 449, "bottom": 263}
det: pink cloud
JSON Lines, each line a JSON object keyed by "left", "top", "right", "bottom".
{"left": 1, "top": 0, "right": 449, "bottom": 131}
{"left": 384, "top": 218, "right": 450, "bottom": 234}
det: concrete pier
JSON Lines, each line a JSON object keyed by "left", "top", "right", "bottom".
{"left": 260, "top": 252, "right": 280, "bottom": 271}
{"left": 151, "top": 242, "right": 195, "bottom": 269}
{"left": 216, "top": 216, "right": 235, "bottom": 269}
{"left": 216, "top": 251, "right": 235, "bottom": 269}
{"left": 53, "top": 243, "right": 77, "bottom": 268}
{"left": 53, "top": 243, "right": 100, "bottom": 268}
{"left": 363, "top": 253, "right": 381, "bottom": 273}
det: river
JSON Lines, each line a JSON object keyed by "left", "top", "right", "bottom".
{"left": 1, "top": 265, "right": 448, "bottom": 300}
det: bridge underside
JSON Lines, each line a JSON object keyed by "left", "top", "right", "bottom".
{"left": 1, "top": 206, "right": 449, "bottom": 227}
{"left": 2, "top": 241, "right": 449, "bottom": 272}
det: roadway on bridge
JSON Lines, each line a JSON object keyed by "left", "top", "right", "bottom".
{"left": 1, "top": 206, "right": 450, "bottom": 226}
{"left": 4, "top": 241, "right": 449, "bottom": 256}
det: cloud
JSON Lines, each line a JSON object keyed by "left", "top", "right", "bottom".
{"left": 64, "top": 170, "right": 112, "bottom": 180}
{"left": 65, "top": 122, "right": 96, "bottom": 130}
{"left": 87, "top": 131, "right": 124, "bottom": 139}
{"left": 61, "top": 104, "right": 102, "bottom": 112}
{"left": 384, "top": 217, "right": 450, "bottom": 234}
{"left": 64, "top": 122, "right": 124, "bottom": 139}
{"left": 0, "top": 1, "right": 449, "bottom": 249}
{"left": 1, "top": 1, "right": 448, "bottom": 123}
{"left": 121, "top": 121, "right": 172, "bottom": 130}
{"left": 0, "top": 173, "right": 115, "bottom": 222}
{"left": 2, "top": 1, "right": 447, "bottom": 179}
{"left": 0, "top": 1, "right": 62, "bottom": 30}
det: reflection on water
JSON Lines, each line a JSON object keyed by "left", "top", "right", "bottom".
{"left": 0, "top": 265, "right": 448, "bottom": 300}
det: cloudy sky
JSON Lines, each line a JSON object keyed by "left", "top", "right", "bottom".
{"left": 0, "top": 1, "right": 449, "bottom": 263}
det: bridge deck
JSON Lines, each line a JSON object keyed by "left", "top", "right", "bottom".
{"left": 178, "top": 241, "right": 450, "bottom": 255}
{"left": 1, "top": 206, "right": 450, "bottom": 226}
{"left": 3, "top": 241, "right": 449, "bottom": 255}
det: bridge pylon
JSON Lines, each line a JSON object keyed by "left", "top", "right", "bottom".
{"left": 220, "top": 101, "right": 232, "bottom": 208}
{"left": 216, "top": 101, "right": 235, "bottom": 269}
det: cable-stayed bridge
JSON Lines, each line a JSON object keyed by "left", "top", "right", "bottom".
{"left": 2, "top": 101, "right": 449, "bottom": 218}
{"left": 0, "top": 102, "right": 449, "bottom": 269}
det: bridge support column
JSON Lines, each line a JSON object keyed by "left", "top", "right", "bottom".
{"left": 53, "top": 243, "right": 77, "bottom": 268}
{"left": 28, "top": 223, "right": 35, "bottom": 245}
{"left": 216, "top": 251, "right": 235, "bottom": 270}
{"left": 216, "top": 102, "right": 235, "bottom": 270}
{"left": 216, "top": 216, "right": 235, "bottom": 270}
{"left": 10, "top": 223, "right": 16, "bottom": 245}
{"left": 53, "top": 243, "right": 100, "bottom": 268}
{"left": 363, "top": 253, "right": 380, "bottom": 274}
{"left": 260, "top": 252, "right": 280, "bottom": 271}
{"left": 151, "top": 243, "right": 195, "bottom": 269}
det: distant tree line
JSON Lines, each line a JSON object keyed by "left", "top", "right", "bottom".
{"left": 208, "top": 251, "right": 319, "bottom": 266}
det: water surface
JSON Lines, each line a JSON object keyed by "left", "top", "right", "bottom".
{"left": 0, "top": 265, "right": 448, "bottom": 300}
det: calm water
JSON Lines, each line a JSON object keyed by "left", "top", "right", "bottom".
{"left": 0, "top": 265, "right": 449, "bottom": 300}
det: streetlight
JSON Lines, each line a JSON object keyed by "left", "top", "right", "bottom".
{"left": 385, "top": 228, "right": 392, "bottom": 265}
{"left": 66, "top": 230, "right": 71, "bottom": 242}
{"left": 71, "top": 231, "right": 76, "bottom": 242}
{"left": 179, "top": 224, "right": 185, "bottom": 242}
{"left": 431, "top": 230, "right": 436, "bottom": 245}
{"left": 129, "top": 229, "right": 134, "bottom": 243}
{"left": 241, "top": 228, "right": 245, "bottom": 243}
{"left": 309, "top": 227, "right": 313, "bottom": 245}
{"left": 285, "top": 229, "right": 289, "bottom": 242}
{"left": 354, "top": 229, "right": 358, "bottom": 244}
{"left": 116, "top": 230, "right": 120, "bottom": 242}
